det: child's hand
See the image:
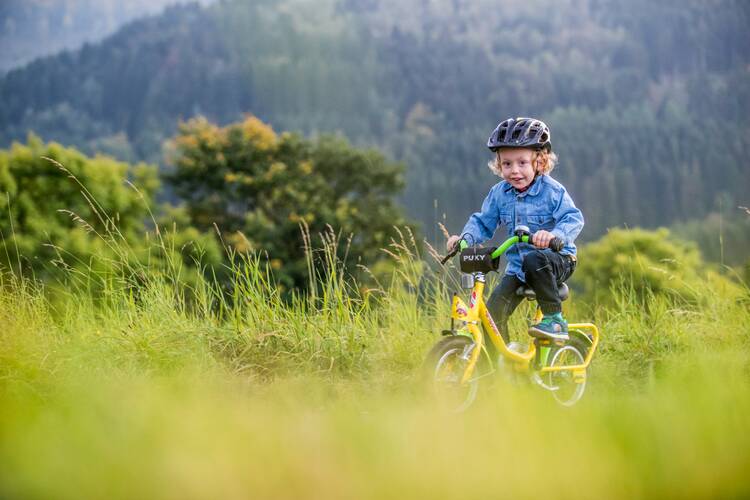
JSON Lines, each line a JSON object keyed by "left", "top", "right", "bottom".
{"left": 532, "top": 230, "right": 555, "bottom": 249}
{"left": 446, "top": 235, "right": 461, "bottom": 252}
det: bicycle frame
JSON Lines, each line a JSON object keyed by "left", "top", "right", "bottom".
{"left": 451, "top": 272, "right": 600, "bottom": 385}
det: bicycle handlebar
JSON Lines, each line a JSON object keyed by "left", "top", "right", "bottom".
{"left": 440, "top": 230, "right": 564, "bottom": 265}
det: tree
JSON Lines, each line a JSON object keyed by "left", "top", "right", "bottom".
{"left": 165, "top": 115, "right": 415, "bottom": 291}
{"left": 0, "top": 134, "right": 220, "bottom": 285}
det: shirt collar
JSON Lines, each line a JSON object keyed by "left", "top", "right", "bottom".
{"left": 503, "top": 175, "right": 544, "bottom": 197}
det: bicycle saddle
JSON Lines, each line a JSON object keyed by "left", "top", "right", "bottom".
{"left": 515, "top": 283, "right": 569, "bottom": 302}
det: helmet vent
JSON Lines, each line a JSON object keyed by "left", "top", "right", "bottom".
{"left": 487, "top": 117, "right": 551, "bottom": 152}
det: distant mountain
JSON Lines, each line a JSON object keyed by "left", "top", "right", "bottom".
{"left": 1, "top": 0, "right": 748, "bottom": 240}
{"left": 0, "top": 0, "right": 215, "bottom": 74}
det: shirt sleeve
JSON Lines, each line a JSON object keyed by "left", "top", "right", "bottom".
{"left": 460, "top": 184, "right": 500, "bottom": 246}
{"left": 550, "top": 187, "right": 584, "bottom": 245}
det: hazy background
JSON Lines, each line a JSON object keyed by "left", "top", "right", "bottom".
{"left": 0, "top": 0, "right": 216, "bottom": 73}
{"left": 1, "top": 0, "right": 749, "bottom": 258}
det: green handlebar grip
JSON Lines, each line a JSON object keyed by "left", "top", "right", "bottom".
{"left": 490, "top": 236, "right": 520, "bottom": 259}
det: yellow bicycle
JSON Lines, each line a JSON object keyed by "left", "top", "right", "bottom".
{"left": 425, "top": 226, "right": 600, "bottom": 410}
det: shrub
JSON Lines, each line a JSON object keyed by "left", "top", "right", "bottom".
{"left": 573, "top": 228, "right": 705, "bottom": 305}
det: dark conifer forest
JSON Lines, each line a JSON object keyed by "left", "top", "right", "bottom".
{"left": 1, "top": 0, "right": 748, "bottom": 242}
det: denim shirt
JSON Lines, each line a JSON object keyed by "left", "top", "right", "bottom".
{"left": 461, "top": 175, "right": 584, "bottom": 282}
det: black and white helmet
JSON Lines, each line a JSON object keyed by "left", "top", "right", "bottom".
{"left": 487, "top": 117, "right": 551, "bottom": 152}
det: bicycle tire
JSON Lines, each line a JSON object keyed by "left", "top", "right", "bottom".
{"left": 423, "top": 335, "right": 481, "bottom": 412}
{"left": 545, "top": 336, "right": 588, "bottom": 406}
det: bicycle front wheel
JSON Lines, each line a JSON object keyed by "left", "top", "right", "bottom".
{"left": 423, "top": 336, "right": 480, "bottom": 412}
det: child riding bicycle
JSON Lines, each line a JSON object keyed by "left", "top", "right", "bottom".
{"left": 446, "top": 117, "right": 584, "bottom": 342}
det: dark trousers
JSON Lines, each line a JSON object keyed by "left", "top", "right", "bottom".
{"left": 486, "top": 249, "right": 576, "bottom": 343}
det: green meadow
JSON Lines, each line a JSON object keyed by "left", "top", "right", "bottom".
{"left": 1, "top": 239, "right": 749, "bottom": 500}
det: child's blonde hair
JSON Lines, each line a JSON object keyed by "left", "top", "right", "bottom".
{"left": 487, "top": 149, "right": 558, "bottom": 178}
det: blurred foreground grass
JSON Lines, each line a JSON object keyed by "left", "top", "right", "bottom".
{"left": 1, "top": 253, "right": 750, "bottom": 499}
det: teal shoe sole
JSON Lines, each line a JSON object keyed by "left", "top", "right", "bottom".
{"left": 528, "top": 325, "right": 569, "bottom": 341}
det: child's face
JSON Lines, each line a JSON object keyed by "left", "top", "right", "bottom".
{"left": 498, "top": 148, "right": 537, "bottom": 190}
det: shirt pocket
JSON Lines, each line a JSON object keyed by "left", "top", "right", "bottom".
{"left": 498, "top": 211, "right": 512, "bottom": 228}
{"left": 526, "top": 213, "right": 555, "bottom": 232}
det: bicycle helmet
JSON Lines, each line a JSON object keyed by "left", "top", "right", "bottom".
{"left": 487, "top": 117, "right": 551, "bottom": 152}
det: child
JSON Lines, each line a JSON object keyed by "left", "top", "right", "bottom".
{"left": 446, "top": 117, "right": 584, "bottom": 341}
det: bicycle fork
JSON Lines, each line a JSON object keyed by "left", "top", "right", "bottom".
{"left": 460, "top": 323, "right": 484, "bottom": 385}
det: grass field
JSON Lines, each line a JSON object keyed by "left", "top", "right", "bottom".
{"left": 1, "top": 246, "right": 750, "bottom": 499}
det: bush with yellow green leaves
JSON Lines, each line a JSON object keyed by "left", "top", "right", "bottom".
{"left": 573, "top": 228, "right": 742, "bottom": 306}
{"left": 0, "top": 135, "right": 221, "bottom": 288}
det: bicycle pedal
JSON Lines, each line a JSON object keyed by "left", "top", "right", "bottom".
{"left": 441, "top": 329, "right": 456, "bottom": 336}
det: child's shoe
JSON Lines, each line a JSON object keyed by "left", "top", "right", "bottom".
{"left": 528, "top": 313, "right": 569, "bottom": 341}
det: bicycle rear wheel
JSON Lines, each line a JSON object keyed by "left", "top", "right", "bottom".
{"left": 545, "top": 337, "right": 587, "bottom": 406}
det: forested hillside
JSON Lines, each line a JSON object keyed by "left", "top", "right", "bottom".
{"left": 1, "top": 0, "right": 748, "bottom": 242}
{"left": 0, "top": 0, "right": 215, "bottom": 73}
